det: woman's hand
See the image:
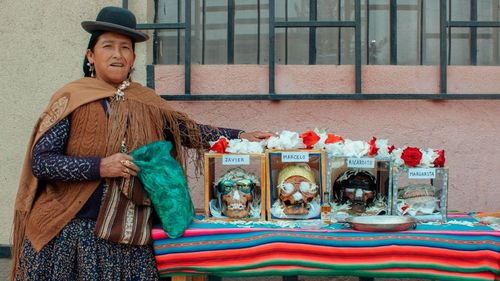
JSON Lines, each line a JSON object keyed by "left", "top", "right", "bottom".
{"left": 239, "top": 131, "right": 274, "bottom": 142}
{"left": 100, "top": 153, "right": 140, "bottom": 179}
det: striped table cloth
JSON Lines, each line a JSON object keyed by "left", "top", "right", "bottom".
{"left": 152, "top": 214, "right": 500, "bottom": 281}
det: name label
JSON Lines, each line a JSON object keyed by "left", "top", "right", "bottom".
{"left": 281, "top": 152, "right": 309, "bottom": 162}
{"left": 347, "top": 157, "right": 375, "bottom": 168}
{"left": 222, "top": 155, "right": 250, "bottom": 165}
{"left": 408, "top": 168, "right": 436, "bottom": 179}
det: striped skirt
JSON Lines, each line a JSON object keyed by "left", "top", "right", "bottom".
{"left": 16, "top": 218, "right": 159, "bottom": 281}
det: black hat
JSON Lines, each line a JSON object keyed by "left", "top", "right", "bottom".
{"left": 81, "top": 6, "right": 149, "bottom": 42}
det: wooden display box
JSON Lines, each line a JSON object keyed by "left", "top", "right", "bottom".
{"left": 204, "top": 153, "right": 266, "bottom": 221}
{"left": 327, "top": 155, "right": 392, "bottom": 221}
{"left": 266, "top": 149, "right": 326, "bottom": 221}
{"left": 392, "top": 166, "right": 448, "bottom": 222}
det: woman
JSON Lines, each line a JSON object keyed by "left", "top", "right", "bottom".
{"left": 11, "top": 6, "right": 270, "bottom": 280}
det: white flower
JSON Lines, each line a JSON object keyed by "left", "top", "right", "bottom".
{"left": 325, "top": 142, "right": 344, "bottom": 156}
{"left": 391, "top": 148, "right": 404, "bottom": 166}
{"left": 312, "top": 128, "right": 329, "bottom": 150}
{"left": 420, "top": 148, "right": 438, "bottom": 167}
{"left": 266, "top": 130, "right": 306, "bottom": 150}
{"left": 265, "top": 135, "right": 280, "bottom": 149}
{"left": 375, "top": 138, "right": 391, "bottom": 158}
{"left": 226, "top": 139, "right": 265, "bottom": 154}
{"left": 342, "top": 139, "right": 369, "bottom": 157}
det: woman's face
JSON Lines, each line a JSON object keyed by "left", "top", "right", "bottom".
{"left": 86, "top": 32, "right": 135, "bottom": 87}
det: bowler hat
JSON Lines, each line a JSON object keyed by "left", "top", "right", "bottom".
{"left": 81, "top": 6, "right": 149, "bottom": 42}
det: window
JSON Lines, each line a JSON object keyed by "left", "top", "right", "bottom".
{"left": 131, "top": 0, "right": 500, "bottom": 97}
{"left": 153, "top": 0, "right": 500, "bottom": 66}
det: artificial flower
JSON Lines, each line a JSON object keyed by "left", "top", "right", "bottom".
{"left": 312, "top": 128, "right": 329, "bottom": 150}
{"left": 209, "top": 137, "right": 228, "bottom": 153}
{"left": 324, "top": 141, "right": 344, "bottom": 156}
{"left": 300, "top": 130, "right": 321, "bottom": 149}
{"left": 226, "top": 139, "right": 266, "bottom": 154}
{"left": 374, "top": 138, "right": 393, "bottom": 158}
{"left": 420, "top": 148, "right": 438, "bottom": 167}
{"left": 325, "top": 133, "right": 344, "bottom": 144}
{"left": 342, "top": 139, "right": 370, "bottom": 158}
{"left": 401, "top": 147, "right": 422, "bottom": 167}
{"left": 368, "top": 137, "right": 379, "bottom": 157}
{"left": 266, "top": 130, "right": 305, "bottom": 150}
{"left": 391, "top": 148, "right": 405, "bottom": 166}
{"left": 388, "top": 145, "right": 396, "bottom": 154}
{"left": 433, "top": 149, "right": 445, "bottom": 167}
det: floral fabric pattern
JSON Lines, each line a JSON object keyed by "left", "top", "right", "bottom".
{"left": 16, "top": 218, "right": 158, "bottom": 281}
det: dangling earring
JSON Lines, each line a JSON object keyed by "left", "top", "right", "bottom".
{"left": 87, "top": 62, "right": 95, "bottom": 77}
{"left": 127, "top": 67, "right": 135, "bottom": 81}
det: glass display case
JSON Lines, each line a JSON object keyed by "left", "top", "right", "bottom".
{"left": 204, "top": 153, "right": 266, "bottom": 221}
{"left": 327, "top": 155, "right": 392, "bottom": 222}
{"left": 392, "top": 166, "right": 448, "bottom": 222}
{"left": 266, "top": 150, "right": 326, "bottom": 221}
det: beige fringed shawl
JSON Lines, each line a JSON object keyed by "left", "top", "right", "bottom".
{"left": 11, "top": 77, "right": 204, "bottom": 280}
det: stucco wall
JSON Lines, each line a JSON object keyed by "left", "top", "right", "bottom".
{"left": 155, "top": 65, "right": 500, "bottom": 95}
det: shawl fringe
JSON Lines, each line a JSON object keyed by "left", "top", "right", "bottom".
{"left": 10, "top": 78, "right": 207, "bottom": 280}
{"left": 10, "top": 211, "right": 28, "bottom": 280}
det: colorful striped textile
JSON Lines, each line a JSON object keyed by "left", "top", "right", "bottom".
{"left": 152, "top": 215, "right": 500, "bottom": 281}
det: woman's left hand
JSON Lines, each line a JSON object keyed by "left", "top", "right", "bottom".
{"left": 239, "top": 131, "right": 274, "bottom": 142}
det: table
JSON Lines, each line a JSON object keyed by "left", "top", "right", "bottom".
{"left": 152, "top": 214, "right": 500, "bottom": 281}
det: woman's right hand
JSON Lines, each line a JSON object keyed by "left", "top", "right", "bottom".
{"left": 100, "top": 153, "right": 140, "bottom": 179}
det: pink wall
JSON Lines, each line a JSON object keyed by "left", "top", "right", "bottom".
{"left": 156, "top": 65, "right": 500, "bottom": 212}
{"left": 155, "top": 65, "right": 500, "bottom": 94}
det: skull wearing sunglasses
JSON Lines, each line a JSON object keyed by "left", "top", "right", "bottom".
{"left": 215, "top": 168, "right": 259, "bottom": 218}
{"left": 277, "top": 164, "right": 318, "bottom": 215}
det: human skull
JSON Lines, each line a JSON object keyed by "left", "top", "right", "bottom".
{"left": 277, "top": 165, "right": 318, "bottom": 215}
{"left": 398, "top": 184, "right": 439, "bottom": 216}
{"left": 216, "top": 168, "right": 258, "bottom": 218}
{"left": 334, "top": 170, "right": 377, "bottom": 213}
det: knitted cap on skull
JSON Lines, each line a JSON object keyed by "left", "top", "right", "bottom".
{"left": 277, "top": 164, "right": 316, "bottom": 185}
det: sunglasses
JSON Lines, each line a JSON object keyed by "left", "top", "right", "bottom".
{"left": 218, "top": 179, "right": 255, "bottom": 195}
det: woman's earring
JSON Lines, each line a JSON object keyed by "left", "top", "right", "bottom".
{"left": 87, "top": 62, "right": 95, "bottom": 77}
{"left": 128, "top": 67, "right": 135, "bottom": 80}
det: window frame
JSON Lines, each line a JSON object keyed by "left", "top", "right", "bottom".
{"left": 123, "top": 0, "right": 500, "bottom": 100}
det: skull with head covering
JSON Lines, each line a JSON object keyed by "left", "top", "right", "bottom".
{"left": 333, "top": 170, "right": 377, "bottom": 213}
{"left": 277, "top": 164, "right": 319, "bottom": 215}
{"left": 215, "top": 168, "right": 259, "bottom": 218}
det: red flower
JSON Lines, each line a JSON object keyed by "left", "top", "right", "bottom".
{"left": 401, "top": 147, "right": 422, "bottom": 167}
{"left": 300, "top": 130, "right": 321, "bottom": 149}
{"left": 401, "top": 204, "right": 409, "bottom": 212}
{"left": 368, "top": 137, "right": 379, "bottom": 157}
{"left": 388, "top": 145, "right": 396, "bottom": 154}
{"left": 325, "top": 133, "right": 344, "bottom": 144}
{"left": 433, "top": 149, "right": 445, "bottom": 167}
{"left": 210, "top": 137, "right": 228, "bottom": 153}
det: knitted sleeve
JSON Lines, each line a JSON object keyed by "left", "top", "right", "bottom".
{"left": 196, "top": 124, "right": 243, "bottom": 142}
{"left": 31, "top": 117, "right": 101, "bottom": 181}
{"left": 164, "top": 122, "right": 244, "bottom": 148}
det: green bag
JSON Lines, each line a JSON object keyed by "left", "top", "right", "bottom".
{"left": 131, "top": 141, "right": 194, "bottom": 238}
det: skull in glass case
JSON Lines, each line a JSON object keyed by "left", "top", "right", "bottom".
{"left": 214, "top": 168, "right": 258, "bottom": 218}
{"left": 334, "top": 170, "right": 377, "bottom": 213}
{"left": 277, "top": 164, "right": 319, "bottom": 215}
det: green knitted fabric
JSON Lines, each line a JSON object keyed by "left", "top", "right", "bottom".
{"left": 131, "top": 141, "right": 194, "bottom": 238}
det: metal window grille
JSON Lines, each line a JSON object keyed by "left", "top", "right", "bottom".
{"left": 123, "top": 0, "right": 500, "bottom": 100}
